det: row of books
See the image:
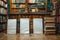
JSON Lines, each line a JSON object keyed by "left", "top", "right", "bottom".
{"left": 12, "top": 4, "right": 26, "bottom": 8}
{"left": 0, "top": 8, "right": 7, "bottom": 14}
{"left": 3, "top": 0, "right": 7, "bottom": 2}
{"left": 28, "top": 0, "right": 45, "bottom": 3}
{"left": 12, "top": 0, "right": 26, "bottom": 3}
{"left": 44, "top": 17, "right": 56, "bottom": 34}
{"left": 0, "top": 16, "right": 7, "bottom": 22}
{"left": 0, "top": 0, "right": 7, "bottom": 8}
{"left": 12, "top": 0, "right": 45, "bottom": 3}
{"left": 0, "top": 0, "right": 7, "bottom": 14}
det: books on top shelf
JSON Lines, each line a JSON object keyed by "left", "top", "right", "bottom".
{"left": 12, "top": 0, "right": 26, "bottom": 3}
{"left": 28, "top": 0, "right": 35, "bottom": 3}
{"left": 19, "top": 0, "right": 26, "bottom": 3}
{"left": 12, "top": 0, "right": 16, "bottom": 3}
{"left": 0, "top": 1, "right": 4, "bottom": 6}
{"left": 28, "top": 0, "right": 45, "bottom": 3}
{"left": 4, "top": 0, "right": 7, "bottom": 2}
{"left": 12, "top": 4, "right": 26, "bottom": 8}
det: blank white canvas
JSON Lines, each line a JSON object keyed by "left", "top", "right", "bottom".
{"left": 7, "top": 19, "right": 16, "bottom": 34}
{"left": 20, "top": 18, "right": 29, "bottom": 34}
{"left": 33, "top": 18, "right": 43, "bottom": 34}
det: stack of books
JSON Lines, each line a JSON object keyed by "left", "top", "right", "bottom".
{"left": 44, "top": 17, "right": 56, "bottom": 34}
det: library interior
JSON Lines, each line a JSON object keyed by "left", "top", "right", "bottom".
{"left": 0, "top": 0, "right": 60, "bottom": 40}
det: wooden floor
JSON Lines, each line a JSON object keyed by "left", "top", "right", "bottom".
{"left": 0, "top": 33, "right": 60, "bottom": 40}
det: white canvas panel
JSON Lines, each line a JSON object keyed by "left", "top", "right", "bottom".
{"left": 20, "top": 18, "right": 29, "bottom": 34}
{"left": 33, "top": 18, "right": 43, "bottom": 34}
{"left": 7, "top": 19, "right": 16, "bottom": 34}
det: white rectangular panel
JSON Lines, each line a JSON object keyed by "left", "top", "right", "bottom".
{"left": 20, "top": 18, "right": 29, "bottom": 34}
{"left": 33, "top": 18, "right": 43, "bottom": 34}
{"left": 7, "top": 19, "right": 16, "bottom": 34}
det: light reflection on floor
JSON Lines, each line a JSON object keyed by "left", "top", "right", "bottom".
{"left": 0, "top": 33, "right": 60, "bottom": 40}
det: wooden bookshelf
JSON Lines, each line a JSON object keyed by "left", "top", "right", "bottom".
{"left": 44, "top": 16, "right": 56, "bottom": 34}
{"left": 0, "top": 0, "right": 56, "bottom": 34}
{"left": 0, "top": 0, "right": 7, "bottom": 33}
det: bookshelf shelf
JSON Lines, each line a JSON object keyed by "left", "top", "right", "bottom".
{"left": 0, "top": 5, "right": 7, "bottom": 9}
{"left": 0, "top": 14, "right": 7, "bottom": 16}
{"left": 44, "top": 30, "right": 56, "bottom": 32}
{"left": 12, "top": 8, "right": 23, "bottom": 9}
{"left": 44, "top": 16, "right": 56, "bottom": 34}
{"left": 0, "top": 22, "right": 7, "bottom": 24}
{"left": 8, "top": 12, "right": 50, "bottom": 15}
{"left": 11, "top": 3, "right": 26, "bottom": 4}
{"left": 1, "top": 0, "right": 7, "bottom": 4}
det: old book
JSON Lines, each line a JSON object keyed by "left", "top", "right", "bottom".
{"left": 16, "top": 0, "right": 20, "bottom": 3}
{"left": 29, "top": 0, "right": 35, "bottom": 3}
{"left": 32, "top": 9, "right": 36, "bottom": 12}
{"left": 12, "top": 4, "right": 16, "bottom": 8}
{"left": 45, "top": 23, "right": 55, "bottom": 26}
{"left": 20, "top": 4, "right": 25, "bottom": 8}
{"left": 4, "top": 0, "right": 7, "bottom": 2}
{"left": 0, "top": 1, "right": 4, "bottom": 6}
{"left": 16, "top": 4, "right": 20, "bottom": 8}
{"left": 19, "top": 0, "right": 26, "bottom": 3}
{"left": 12, "top": 0, "right": 16, "bottom": 3}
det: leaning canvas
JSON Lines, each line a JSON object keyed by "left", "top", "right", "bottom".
{"left": 7, "top": 19, "right": 16, "bottom": 34}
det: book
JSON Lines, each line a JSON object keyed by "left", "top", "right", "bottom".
{"left": 57, "top": 16, "right": 60, "bottom": 23}
{"left": 12, "top": 0, "right": 16, "bottom": 3}
{"left": 45, "top": 23, "right": 55, "bottom": 26}
{"left": 0, "top": 1, "right": 4, "bottom": 6}
{"left": 29, "top": 0, "right": 35, "bottom": 3}
{"left": 31, "top": 9, "right": 36, "bottom": 12}
{"left": 16, "top": 4, "right": 20, "bottom": 8}
{"left": 35, "top": 0, "right": 38, "bottom": 3}
{"left": 19, "top": 0, "right": 26, "bottom": 3}
{"left": 20, "top": 8, "right": 25, "bottom": 13}
{"left": 20, "top": 4, "right": 25, "bottom": 8}
{"left": 2, "top": 16, "right": 6, "bottom": 22}
{"left": 4, "top": 0, "right": 7, "bottom": 2}
{"left": 16, "top": 0, "right": 20, "bottom": 3}
{"left": 12, "top": 4, "right": 16, "bottom": 8}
